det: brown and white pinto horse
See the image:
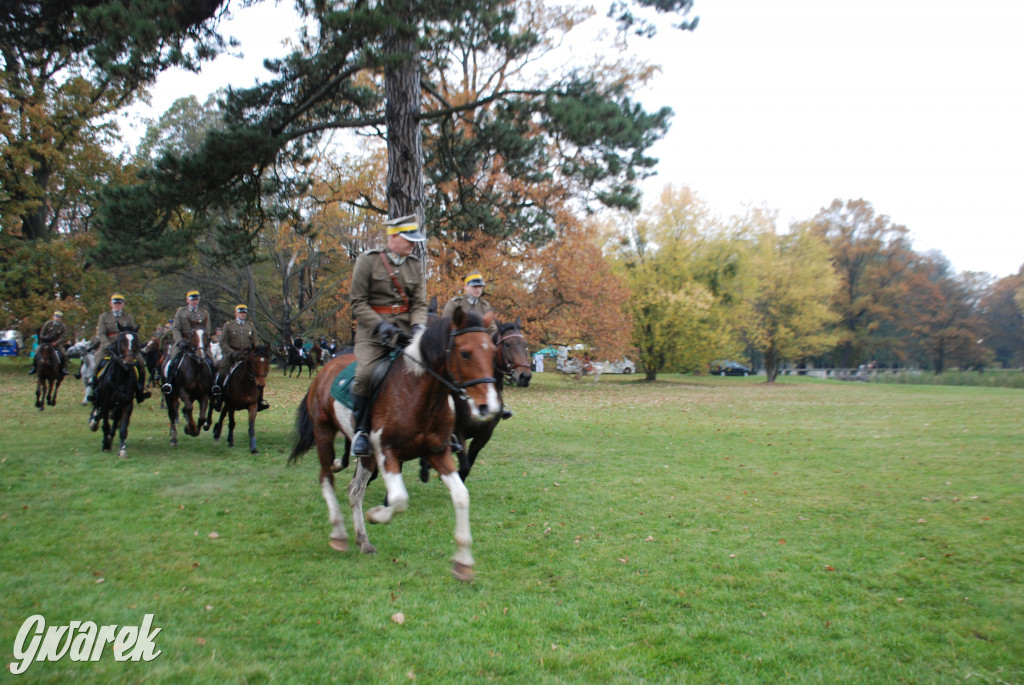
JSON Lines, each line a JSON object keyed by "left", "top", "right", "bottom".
{"left": 212, "top": 345, "right": 271, "bottom": 453}
{"left": 166, "top": 327, "right": 214, "bottom": 446}
{"left": 33, "top": 341, "right": 64, "bottom": 410}
{"left": 289, "top": 308, "right": 499, "bottom": 581}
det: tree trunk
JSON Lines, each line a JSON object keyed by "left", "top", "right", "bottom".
{"left": 764, "top": 347, "right": 779, "bottom": 383}
{"left": 384, "top": 1, "right": 424, "bottom": 225}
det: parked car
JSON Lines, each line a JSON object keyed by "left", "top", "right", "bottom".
{"left": 602, "top": 357, "right": 636, "bottom": 374}
{"left": 710, "top": 360, "right": 751, "bottom": 377}
{"left": 0, "top": 339, "right": 19, "bottom": 357}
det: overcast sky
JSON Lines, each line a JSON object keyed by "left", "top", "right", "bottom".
{"left": 127, "top": 0, "right": 1024, "bottom": 277}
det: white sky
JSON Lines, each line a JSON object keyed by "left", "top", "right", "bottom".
{"left": 126, "top": 0, "right": 1024, "bottom": 277}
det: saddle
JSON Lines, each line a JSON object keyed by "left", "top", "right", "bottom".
{"left": 329, "top": 351, "right": 398, "bottom": 409}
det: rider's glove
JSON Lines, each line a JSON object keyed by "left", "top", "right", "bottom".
{"left": 374, "top": 320, "right": 400, "bottom": 347}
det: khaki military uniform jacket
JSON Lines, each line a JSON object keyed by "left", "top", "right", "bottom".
{"left": 172, "top": 306, "right": 211, "bottom": 346}
{"left": 39, "top": 320, "right": 68, "bottom": 348}
{"left": 221, "top": 320, "right": 257, "bottom": 354}
{"left": 92, "top": 311, "right": 137, "bottom": 348}
{"left": 350, "top": 248, "right": 428, "bottom": 343}
{"left": 443, "top": 295, "right": 498, "bottom": 336}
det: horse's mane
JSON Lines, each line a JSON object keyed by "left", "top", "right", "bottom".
{"left": 416, "top": 310, "right": 486, "bottom": 369}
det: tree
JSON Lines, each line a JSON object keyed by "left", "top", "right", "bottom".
{"left": 806, "top": 199, "right": 916, "bottom": 368}
{"left": 733, "top": 212, "right": 840, "bottom": 383}
{"left": 1, "top": 0, "right": 226, "bottom": 239}
{"left": 977, "top": 272, "right": 1023, "bottom": 368}
{"left": 610, "top": 185, "right": 739, "bottom": 380}
{"left": 94, "top": 0, "right": 698, "bottom": 265}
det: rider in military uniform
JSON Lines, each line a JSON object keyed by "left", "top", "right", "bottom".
{"left": 161, "top": 290, "right": 214, "bottom": 395}
{"left": 443, "top": 272, "right": 512, "bottom": 419}
{"left": 442, "top": 272, "right": 499, "bottom": 337}
{"left": 211, "top": 304, "right": 269, "bottom": 412}
{"left": 348, "top": 214, "right": 430, "bottom": 458}
{"left": 87, "top": 293, "right": 150, "bottom": 404}
{"left": 30, "top": 310, "right": 69, "bottom": 376}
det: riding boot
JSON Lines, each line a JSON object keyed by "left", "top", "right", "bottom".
{"left": 161, "top": 353, "right": 178, "bottom": 395}
{"left": 257, "top": 386, "right": 269, "bottom": 412}
{"left": 74, "top": 369, "right": 82, "bottom": 379}
{"left": 28, "top": 365, "right": 36, "bottom": 375}
{"left": 350, "top": 393, "right": 372, "bottom": 458}
{"left": 211, "top": 373, "right": 223, "bottom": 397}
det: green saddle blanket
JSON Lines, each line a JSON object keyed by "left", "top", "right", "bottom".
{"left": 329, "top": 362, "right": 358, "bottom": 408}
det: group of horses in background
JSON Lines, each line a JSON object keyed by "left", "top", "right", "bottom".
{"left": 60, "top": 324, "right": 270, "bottom": 457}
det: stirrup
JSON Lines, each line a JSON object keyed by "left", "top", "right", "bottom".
{"left": 257, "top": 400, "right": 270, "bottom": 412}
{"left": 501, "top": 406, "right": 513, "bottom": 420}
{"left": 28, "top": 367, "right": 36, "bottom": 375}
{"left": 161, "top": 383, "right": 173, "bottom": 395}
{"left": 351, "top": 431, "right": 371, "bottom": 458}
{"left": 449, "top": 434, "right": 464, "bottom": 453}
{"left": 211, "top": 384, "right": 222, "bottom": 395}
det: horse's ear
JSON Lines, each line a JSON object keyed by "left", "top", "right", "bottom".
{"left": 452, "top": 305, "right": 466, "bottom": 328}
{"left": 515, "top": 316, "right": 522, "bottom": 328}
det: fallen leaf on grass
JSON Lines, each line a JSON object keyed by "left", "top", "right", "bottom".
{"left": 391, "top": 612, "right": 405, "bottom": 624}
{"left": 196, "top": 638, "right": 207, "bottom": 646}
{"left": 208, "top": 531, "right": 220, "bottom": 539}
{"left": 824, "top": 565, "right": 836, "bottom": 572}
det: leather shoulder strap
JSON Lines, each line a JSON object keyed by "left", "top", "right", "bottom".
{"left": 378, "top": 252, "right": 411, "bottom": 308}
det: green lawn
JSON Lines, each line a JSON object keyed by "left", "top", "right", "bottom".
{"left": 1, "top": 358, "right": 1022, "bottom": 683}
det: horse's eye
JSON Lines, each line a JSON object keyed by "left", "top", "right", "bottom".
{"left": 460, "top": 350, "right": 472, "bottom": 360}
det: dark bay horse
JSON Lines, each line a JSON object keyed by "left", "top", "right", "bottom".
{"left": 452, "top": 318, "right": 532, "bottom": 480}
{"left": 141, "top": 337, "right": 162, "bottom": 388}
{"left": 88, "top": 329, "right": 140, "bottom": 457}
{"left": 283, "top": 345, "right": 314, "bottom": 377}
{"left": 33, "top": 341, "right": 64, "bottom": 410}
{"left": 288, "top": 308, "right": 499, "bottom": 581}
{"left": 166, "top": 327, "right": 213, "bottom": 446}
{"left": 213, "top": 345, "right": 271, "bottom": 453}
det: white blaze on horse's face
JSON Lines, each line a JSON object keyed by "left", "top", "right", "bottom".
{"left": 195, "top": 329, "right": 206, "bottom": 358}
{"left": 124, "top": 333, "right": 136, "bottom": 362}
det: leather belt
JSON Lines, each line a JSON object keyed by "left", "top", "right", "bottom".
{"left": 371, "top": 304, "right": 410, "bottom": 314}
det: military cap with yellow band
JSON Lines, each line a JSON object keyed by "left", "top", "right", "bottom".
{"left": 186, "top": 290, "right": 200, "bottom": 299}
{"left": 384, "top": 214, "right": 425, "bottom": 242}
{"left": 110, "top": 293, "right": 126, "bottom": 303}
{"left": 235, "top": 304, "right": 248, "bottom": 313}
{"left": 53, "top": 310, "right": 64, "bottom": 317}
{"left": 464, "top": 272, "right": 486, "bottom": 287}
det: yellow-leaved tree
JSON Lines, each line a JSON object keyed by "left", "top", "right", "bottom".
{"left": 733, "top": 209, "right": 840, "bottom": 382}
{"left": 609, "top": 185, "right": 742, "bottom": 380}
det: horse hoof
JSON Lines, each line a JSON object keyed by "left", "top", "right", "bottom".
{"left": 360, "top": 542, "right": 377, "bottom": 555}
{"left": 89, "top": 420, "right": 99, "bottom": 432}
{"left": 331, "top": 459, "right": 344, "bottom": 473}
{"left": 118, "top": 449, "right": 127, "bottom": 458}
{"left": 329, "top": 537, "right": 348, "bottom": 552}
{"left": 250, "top": 448, "right": 259, "bottom": 454}
{"left": 451, "top": 561, "right": 474, "bottom": 582}
{"left": 366, "top": 506, "right": 392, "bottom": 525}
{"left": 103, "top": 447, "right": 111, "bottom": 453}
{"left": 170, "top": 439, "right": 177, "bottom": 447}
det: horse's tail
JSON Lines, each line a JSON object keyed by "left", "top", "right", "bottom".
{"left": 288, "top": 389, "right": 314, "bottom": 465}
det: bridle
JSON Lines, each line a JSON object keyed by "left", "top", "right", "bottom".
{"left": 394, "top": 325, "right": 495, "bottom": 401}
{"left": 248, "top": 350, "right": 270, "bottom": 384}
{"left": 494, "top": 328, "right": 531, "bottom": 376}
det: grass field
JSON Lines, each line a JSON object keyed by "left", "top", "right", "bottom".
{"left": 1, "top": 358, "right": 1022, "bottom": 684}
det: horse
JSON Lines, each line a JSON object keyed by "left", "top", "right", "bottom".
{"left": 88, "top": 328, "right": 141, "bottom": 457}
{"left": 33, "top": 340, "right": 64, "bottom": 410}
{"left": 284, "top": 344, "right": 314, "bottom": 377}
{"left": 212, "top": 345, "right": 271, "bottom": 453}
{"left": 288, "top": 307, "right": 499, "bottom": 581}
{"left": 311, "top": 341, "right": 324, "bottom": 368}
{"left": 165, "top": 327, "right": 214, "bottom": 446}
{"left": 66, "top": 339, "right": 99, "bottom": 405}
{"left": 141, "top": 337, "right": 163, "bottom": 388}
{"left": 451, "top": 317, "right": 532, "bottom": 481}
